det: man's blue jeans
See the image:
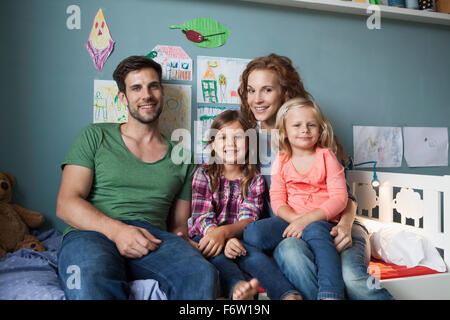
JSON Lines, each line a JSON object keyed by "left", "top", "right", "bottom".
{"left": 244, "top": 216, "right": 345, "bottom": 299}
{"left": 191, "top": 235, "right": 300, "bottom": 300}
{"left": 57, "top": 220, "right": 219, "bottom": 300}
{"left": 271, "top": 220, "right": 394, "bottom": 300}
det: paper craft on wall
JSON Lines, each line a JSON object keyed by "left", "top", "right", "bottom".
{"left": 86, "top": 9, "right": 115, "bottom": 72}
{"left": 147, "top": 45, "right": 192, "bottom": 81}
{"left": 353, "top": 126, "right": 403, "bottom": 167}
{"left": 159, "top": 84, "right": 191, "bottom": 139}
{"left": 197, "top": 56, "right": 250, "bottom": 104}
{"left": 194, "top": 105, "right": 240, "bottom": 163}
{"left": 403, "top": 127, "right": 449, "bottom": 167}
{"left": 93, "top": 80, "right": 127, "bottom": 123}
{"left": 170, "top": 18, "right": 230, "bottom": 48}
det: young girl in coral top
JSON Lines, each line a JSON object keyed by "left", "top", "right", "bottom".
{"left": 244, "top": 97, "right": 348, "bottom": 300}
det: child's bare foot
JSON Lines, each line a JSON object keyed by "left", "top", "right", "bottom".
{"left": 232, "top": 278, "right": 260, "bottom": 300}
{"left": 284, "top": 293, "right": 303, "bottom": 300}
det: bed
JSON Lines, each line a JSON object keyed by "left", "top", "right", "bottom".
{"left": 347, "top": 170, "right": 450, "bottom": 300}
{"left": 0, "top": 229, "right": 167, "bottom": 300}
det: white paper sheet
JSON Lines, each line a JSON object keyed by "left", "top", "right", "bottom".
{"left": 403, "top": 127, "right": 448, "bottom": 167}
{"left": 353, "top": 126, "right": 403, "bottom": 167}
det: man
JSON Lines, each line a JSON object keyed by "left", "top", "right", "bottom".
{"left": 57, "top": 56, "right": 218, "bottom": 299}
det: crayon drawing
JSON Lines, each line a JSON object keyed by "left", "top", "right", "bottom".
{"left": 353, "top": 126, "right": 403, "bottom": 167}
{"left": 86, "top": 9, "right": 115, "bottom": 72}
{"left": 159, "top": 84, "right": 191, "bottom": 139}
{"left": 197, "top": 56, "right": 250, "bottom": 104}
{"left": 403, "top": 127, "right": 448, "bottom": 167}
{"left": 93, "top": 80, "right": 127, "bottom": 123}
{"left": 149, "top": 45, "right": 192, "bottom": 81}
{"left": 93, "top": 81, "right": 191, "bottom": 137}
{"left": 194, "top": 105, "right": 240, "bottom": 163}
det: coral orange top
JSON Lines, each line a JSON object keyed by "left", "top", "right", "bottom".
{"left": 270, "top": 147, "right": 348, "bottom": 222}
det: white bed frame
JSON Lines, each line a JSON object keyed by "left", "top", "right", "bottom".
{"left": 347, "top": 170, "right": 450, "bottom": 300}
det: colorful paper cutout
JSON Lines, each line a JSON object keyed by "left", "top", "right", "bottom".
{"left": 86, "top": 9, "right": 115, "bottom": 72}
{"left": 197, "top": 56, "right": 250, "bottom": 104}
{"left": 170, "top": 18, "right": 230, "bottom": 48}
{"left": 148, "top": 45, "right": 192, "bottom": 81}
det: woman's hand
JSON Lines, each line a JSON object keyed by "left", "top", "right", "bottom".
{"left": 198, "top": 226, "right": 227, "bottom": 258}
{"left": 224, "top": 238, "right": 247, "bottom": 259}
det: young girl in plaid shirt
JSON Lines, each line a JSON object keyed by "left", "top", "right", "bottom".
{"left": 187, "top": 110, "right": 302, "bottom": 300}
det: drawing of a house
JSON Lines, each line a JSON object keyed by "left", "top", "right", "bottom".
{"left": 202, "top": 64, "right": 218, "bottom": 103}
{"left": 150, "top": 45, "right": 192, "bottom": 81}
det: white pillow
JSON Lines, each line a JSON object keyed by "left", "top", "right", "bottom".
{"left": 370, "top": 224, "right": 447, "bottom": 272}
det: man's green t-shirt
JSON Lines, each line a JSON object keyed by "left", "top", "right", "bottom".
{"left": 61, "top": 123, "right": 196, "bottom": 236}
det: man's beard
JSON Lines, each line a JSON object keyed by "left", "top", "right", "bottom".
{"left": 127, "top": 97, "right": 163, "bottom": 125}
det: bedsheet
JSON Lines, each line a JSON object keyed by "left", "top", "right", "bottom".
{"left": 0, "top": 229, "right": 167, "bottom": 300}
{"left": 369, "top": 258, "right": 440, "bottom": 280}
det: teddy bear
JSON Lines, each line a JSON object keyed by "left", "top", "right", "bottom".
{"left": 0, "top": 172, "right": 46, "bottom": 258}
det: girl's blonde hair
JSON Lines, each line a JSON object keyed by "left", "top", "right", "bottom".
{"left": 205, "top": 110, "right": 257, "bottom": 200}
{"left": 275, "top": 97, "right": 338, "bottom": 158}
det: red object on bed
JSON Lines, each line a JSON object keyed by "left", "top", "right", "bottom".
{"left": 259, "top": 259, "right": 441, "bottom": 296}
{"left": 368, "top": 258, "right": 440, "bottom": 280}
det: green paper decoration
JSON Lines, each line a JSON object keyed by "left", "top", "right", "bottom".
{"left": 146, "top": 51, "right": 157, "bottom": 59}
{"left": 170, "top": 18, "right": 230, "bottom": 48}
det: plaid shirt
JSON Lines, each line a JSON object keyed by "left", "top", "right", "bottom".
{"left": 188, "top": 165, "right": 265, "bottom": 238}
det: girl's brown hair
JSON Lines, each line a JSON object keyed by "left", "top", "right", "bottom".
{"left": 238, "top": 53, "right": 312, "bottom": 128}
{"left": 205, "top": 110, "right": 257, "bottom": 200}
{"left": 275, "top": 97, "right": 338, "bottom": 158}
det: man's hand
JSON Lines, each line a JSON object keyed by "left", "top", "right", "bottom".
{"left": 330, "top": 224, "right": 353, "bottom": 253}
{"left": 198, "top": 226, "right": 227, "bottom": 258}
{"left": 110, "top": 223, "right": 162, "bottom": 258}
{"left": 224, "top": 238, "right": 246, "bottom": 259}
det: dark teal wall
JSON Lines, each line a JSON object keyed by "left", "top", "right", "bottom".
{"left": 1, "top": 0, "right": 449, "bottom": 231}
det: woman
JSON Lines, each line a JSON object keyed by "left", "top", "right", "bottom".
{"left": 238, "top": 53, "right": 393, "bottom": 300}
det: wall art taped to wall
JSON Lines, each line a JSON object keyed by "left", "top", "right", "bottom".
{"left": 93, "top": 81, "right": 191, "bottom": 141}
{"left": 197, "top": 56, "right": 250, "bottom": 105}
{"left": 148, "top": 45, "right": 192, "bottom": 81}
{"left": 353, "top": 126, "right": 403, "bottom": 167}
{"left": 86, "top": 9, "right": 115, "bottom": 72}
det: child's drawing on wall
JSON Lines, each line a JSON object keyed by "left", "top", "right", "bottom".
{"left": 197, "top": 56, "right": 250, "bottom": 105}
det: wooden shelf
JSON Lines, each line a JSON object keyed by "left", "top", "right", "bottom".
{"left": 241, "top": 0, "right": 450, "bottom": 26}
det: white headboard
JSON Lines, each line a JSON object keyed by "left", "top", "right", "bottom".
{"left": 347, "top": 170, "right": 450, "bottom": 269}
